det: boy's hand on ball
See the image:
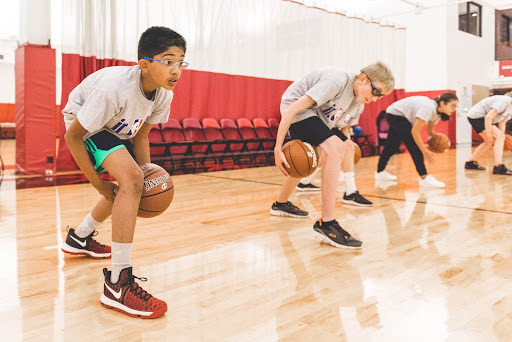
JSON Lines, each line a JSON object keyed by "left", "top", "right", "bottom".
{"left": 95, "top": 180, "right": 118, "bottom": 202}
{"left": 274, "top": 149, "right": 290, "bottom": 176}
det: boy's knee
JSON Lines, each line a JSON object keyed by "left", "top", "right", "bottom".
{"left": 322, "top": 138, "right": 344, "bottom": 157}
{"left": 119, "top": 167, "right": 144, "bottom": 193}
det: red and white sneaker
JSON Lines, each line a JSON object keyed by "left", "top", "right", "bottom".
{"left": 100, "top": 267, "right": 167, "bottom": 319}
{"left": 61, "top": 227, "right": 111, "bottom": 259}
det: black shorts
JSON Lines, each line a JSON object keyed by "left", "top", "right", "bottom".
{"left": 85, "top": 130, "right": 135, "bottom": 172}
{"left": 289, "top": 116, "right": 347, "bottom": 146}
{"left": 468, "top": 117, "right": 485, "bottom": 134}
{"left": 467, "top": 117, "right": 498, "bottom": 134}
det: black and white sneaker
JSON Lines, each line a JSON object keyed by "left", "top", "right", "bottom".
{"left": 493, "top": 164, "right": 512, "bottom": 175}
{"left": 465, "top": 160, "right": 485, "bottom": 170}
{"left": 295, "top": 183, "right": 321, "bottom": 192}
{"left": 313, "top": 219, "right": 362, "bottom": 249}
{"left": 270, "top": 201, "right": 309, "bottom": 218}
{"left": 341, "top": 191, "right": 373, "bottom": 207}
{"left": 61, "top": 227, "right": 111, "bottom": 259}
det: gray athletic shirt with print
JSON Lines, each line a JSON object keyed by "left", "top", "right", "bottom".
{"left": 466, "top": 95, "right": 512, "bottom": 124}
{"left": 386, "top": 96, "right": 440, "bottom": 125}
{"left": 280, "top": 67, "right": 364, "bottom": 130}
{"left": 62, "top": 65, "right": 173, "bottom": 140}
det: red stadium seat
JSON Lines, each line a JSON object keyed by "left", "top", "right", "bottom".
{"left": 220, "top": 118, "right": 243, "bottom": 152}
{"left": 237, "top": 118, "right": 258, "bottom": 150}
{"left": 161, "top": 119, "right": 191, "bottom": 172}
{"left": 148, "top": 124, "right": 165, "bottom": 160}
{"left": 267, "top": 118, "right": 279, "bottom": 138}
{"left": 202, "top": 118, "right": 226, "bottom": 153}
{"left": 182, "top": 118, "right": 207, "bottom": 153}
{"left": 253, "top": 118, "right": 273, "bottom": 149}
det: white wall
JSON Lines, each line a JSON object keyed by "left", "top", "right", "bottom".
{"left": 0, "top": 63, "right": 15, "bottom": 103}
{"left": 446, "top": 2, "right": 495, "bottom": 90}
{"left": 389, "top": 0, "right": 496, "bottom": 92}
{"left": 447, "top": 2, "right": 495, "bottom": 145}
{"left": 390, "top": 6, "right": 449, "bottom": 91}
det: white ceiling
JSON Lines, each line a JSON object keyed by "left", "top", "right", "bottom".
{"left": 298, "top": 0, "right": 512, "bottom": 20}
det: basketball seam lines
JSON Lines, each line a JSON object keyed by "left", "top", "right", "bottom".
{"left": 288, "top": 142, "right": 301, "bottom": 177}
{"left": 140, "top": 186, "right": 174, "bottom": 199}
{"left": 143, "top": 169, "right": 160, "bottom": 179}
{"left": 297, "top": 141, "right": 311, "bottom": 177}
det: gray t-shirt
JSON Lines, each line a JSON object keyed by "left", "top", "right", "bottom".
{"left": 466, "top": 95, "right": 512, "bottom": 124}
{"left": 386, "top": 96, "right": 440, "bottom": 125}
{"left": 280, "top": 68, "right": 364, "bottom": 130}
{"left": 62, "top": 65, "right": 173, "bottom": 140}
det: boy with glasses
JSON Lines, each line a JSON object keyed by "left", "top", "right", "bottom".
{"left": 270, "top": 62, "right": 395, "bottom": 249}
{"left": 61, "top": 26, "right": 188, "bottom": 318}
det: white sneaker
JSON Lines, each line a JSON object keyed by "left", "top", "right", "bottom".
{"left": 375, "top": 170, "right": 397, "bottom": 181}
{"left": 419, "top": 175, "right": 445, "bottom": 188}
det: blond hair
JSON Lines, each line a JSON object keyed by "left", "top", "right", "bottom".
{"left": 504, "top": 90, "right": 512, "bottom": 97}
{"left": 361, "top": 62, "right": 395, "bottom": 93}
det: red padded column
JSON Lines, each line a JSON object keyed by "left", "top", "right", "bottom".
{"left": 15, "top": 44, "right": 56, "bottom": 174}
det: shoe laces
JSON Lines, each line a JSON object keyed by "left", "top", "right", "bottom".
{"left": 88, "top": 231, "right": 109, "bottom": 249}
{"left": 329, "top": 221, "right": 352, "bottom": 240}
{"left": 285, "top": 201, "right": 300, "bottom": 210}
{"left": 123, "top": 275, "right": 152, "bottom": 301}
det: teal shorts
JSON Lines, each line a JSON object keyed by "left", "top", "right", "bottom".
{"left": 85, "top": 130, "right": 135, "bottom": 173}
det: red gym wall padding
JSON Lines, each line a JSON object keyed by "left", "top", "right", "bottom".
{"left": 15, "top": 44, "right": 56, "bottom": 174}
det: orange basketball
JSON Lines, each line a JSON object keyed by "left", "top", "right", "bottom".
{"left": 504, "top": 134, "right": 512, "bottom": 151}
{"left": 427, "top": 133, "right": 450, "bottom": 153}
{"left": 354, "top": 143, "right": 362, "bottom": 164}
{"left": 138, "top": 163, "right": 174, "bottom": 218}
{"left": 282, "top": 139, "right": 318, "bottom": 178}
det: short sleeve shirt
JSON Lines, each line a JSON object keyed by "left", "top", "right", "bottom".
{"left": 62, "top": 65, "right": 173, "bottom": 140}
{"left": 467, "top": 95, "right": 512, "bottom": 124}
{"left": 386, "top": 96, "right": 440, "bottom": 125}
{"left": 280, "top": 67, "right": 364, "bottom": 130}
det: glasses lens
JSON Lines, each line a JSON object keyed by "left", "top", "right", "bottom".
{"left": 371, "top": 85, "right": 383, "bottom": 97}
{"left": 180, "top": 62, "right": 189, "bottom": 69}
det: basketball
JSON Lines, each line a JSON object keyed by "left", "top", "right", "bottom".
{"left": 504, "top": 134, "right": 512, "bottom": 151}
{"left": 282, "top": 139, "right": 318, "bottom": 178}
{"left": 138, "top": 163, "right": 174, "bottom": 218}
{"left": 354, "top": 143, "right": 362, "bottom": 164}
{"left": 427, "top": 133, "right": 450, "bottom": 153}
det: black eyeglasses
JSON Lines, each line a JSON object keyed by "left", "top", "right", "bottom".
{"left": 365, "top": 74, "right": 384, "bottom": 98}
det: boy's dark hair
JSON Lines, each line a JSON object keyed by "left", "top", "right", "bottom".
{"left": 434, "top": 92, "right": 458, "bottom": 105}
{"left": 137, "top": 26, "right": 186, "bottom": 60}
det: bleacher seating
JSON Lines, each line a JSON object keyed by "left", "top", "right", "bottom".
{"left": 149, "top": 117, "right": 280, "bottom": 174}
{"left": 267, "top": 118, "right": 279, "bottom": 138}
{"left": 253, "top": 118, "right": 274, "bottom": 163}
{"left": 148, "top": 124, "right": 165, "bottom": 159}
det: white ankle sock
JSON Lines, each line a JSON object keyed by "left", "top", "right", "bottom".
{"left": 345, "top": 172, "right": 357, "bottom": 195}
{"left": 75, "top": 212, "right": 101, "bottom": 238}
{"left": 301, "top": 167, "right": 321, "bottom": 184}
{"left": 111, "top": 242, "right": 132, "bottom": 284}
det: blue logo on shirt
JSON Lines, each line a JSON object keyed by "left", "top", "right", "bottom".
{"left": 111, "top": 118, "right": 145, "bottom": 136}
{"left": 322, "top": 104, "right": 337, "bottom": 121}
